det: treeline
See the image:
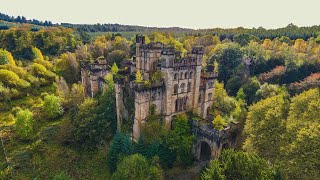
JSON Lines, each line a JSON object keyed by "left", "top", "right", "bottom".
{"left": 197, "top": 23, "right": 320, "bottom": 41}
{"left": 0, "top": 13, "right": 54, "bottom": 27}
{"left": 1, "top": 12, "right": 320, "bottom": 41}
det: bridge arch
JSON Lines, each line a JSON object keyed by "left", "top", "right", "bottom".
{"left": 200, "top": 141, "right": 211, "bottom": 161}
{"left": 196, "top": 139, "right": 215, "bottom": 161}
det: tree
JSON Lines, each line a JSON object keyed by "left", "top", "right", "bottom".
{"left": 212, "top": 114, "right": 226, "bottom": 130}
{"left": 32, "top": 47, "right": 44, "bottom": 60}
{"left": 255, "top": 83, "right": 285, "bottom": 101}
{"left": 220, "top": 149, "right": 273, "bottom": 179}
{"left": 213, "top": 81, "right": 237, "bottom": 117}
{"left": 282, "top": 88, "right": 320, "bottom": 178}
{"left": 241, "top": 77, "right": 261, "bottom": 104}
{"left": 135, "top": 70, "right": 143, "bottom": 82}
{"left": 111, "top": 154, "right": 164, "bottom": 180}
{"left": 42, "top": 94, "right": 64, "bottom": 119}
{"left": 0, "top": 49, "right": 15, "bottom": 65}
{"left": 243, "top": 94, "right": 289, "bottom": 162}
{"left": 74, "top": 92, "right": 115, "bottom": 148}
{"left": 107, "top": 132, "right": 132, "bottom": 172}
{"left": 0, "top": 69, "right": 30, "bottom": 89}
{"left": 55, "top": 52, "right": 79, "bottom": 84}
{"left": 111, "top": 62, "right": 119, "bottom": 74}
{"left": 168, "top": 113, "right": 194, "bottom": 166}
{"left": 233, "top": 33, "right": 252, "bottom": 46}
{"left": 107, "top": 50, "right": 127, "bottom": 67}
{"left": 211, "top": 43, "right": 243, "bottom": 83}
{"left": 15, "top": 109, "right": 34, "bottom": 139}
{"left": 31, "top": 63, "right": 56, "bottom": 81}
{"left": 201, "top": 159, "right": 225, "bottom": 180}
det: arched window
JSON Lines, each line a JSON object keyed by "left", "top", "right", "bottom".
{"left": 184, "top": 96, "right": 188, "bottom": 110}
{"left": 208, "top": 93, "right": 213, "bottom": 101}
{"left": 185, "top": 72, "right": 188, "bottom": 79}
{"left": 180, "top": 72, "right": 183, "bottom": 79}
{"left": 174, "top": 84, "right": 178, "bottom": 94}
{"left": 180, "top": 83, "right": 185, "bottom": 93}
{"left": 174, "top": 73, "right": 178, "bottom": 80}
{"left": 190, "top": 72, "right": 193, "bottom": 78}
{"left": 187, "top": 82, "right": 191, "bottom": 92}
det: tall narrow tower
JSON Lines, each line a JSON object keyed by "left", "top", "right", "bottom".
{"left": 135, "top": 34, "right": 145, "bottom": 71}
{"left": 191, "top": 47, "right": 204, "bottom": 114}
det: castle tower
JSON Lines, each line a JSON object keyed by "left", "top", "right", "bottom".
{"left": 135, "top": 34, "right": 145, "bottom": 72}
{"left": 191, "top": 47, "right": 204, "bottom": 115}
{"left": 160, "top": 48, "right": 175, "bottom": 127}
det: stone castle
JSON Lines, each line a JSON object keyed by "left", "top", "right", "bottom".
{"left": 81, "top": 35, "right": 238, "bottom": 160}
{"left": 130, "top": 35, "right": 218, "bottom": 140}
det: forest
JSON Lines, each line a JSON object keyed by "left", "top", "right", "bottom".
{"left": 0, "top": 15, "right": 319, "bottom": 179}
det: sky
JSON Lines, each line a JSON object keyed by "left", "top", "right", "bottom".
{"left": 0, "top": 0, "right": 319, "bottom": 29}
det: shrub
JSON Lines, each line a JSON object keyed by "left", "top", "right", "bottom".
{"left": 15, "top": 109, "right": 34, "bottom": 139}
{"left": 42, "top": 94, "right": 64, "bottom": 119}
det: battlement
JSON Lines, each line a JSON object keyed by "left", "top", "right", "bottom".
{"left": 140, "top": 42, "right": 164, "bottom": 50}
{"left": 201, "top": 72, "right": 219, "bottom": 79}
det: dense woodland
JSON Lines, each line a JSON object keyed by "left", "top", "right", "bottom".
{"left": 0, "top": 15, "right": 319, "bottom": 179}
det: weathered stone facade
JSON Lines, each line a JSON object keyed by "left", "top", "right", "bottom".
{"left": 81, "top": 59, "right": 109, "bottom": 97}
{"left": 130, "top": 35, "right": 218, "bottom": 140}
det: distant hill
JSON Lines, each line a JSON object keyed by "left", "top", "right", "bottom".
{"left": 1, "top": 12, "right": 320, "bottom": 40}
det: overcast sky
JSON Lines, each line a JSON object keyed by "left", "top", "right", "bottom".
{"left": 0, "top": 0, "right": 319, "bottom": 29}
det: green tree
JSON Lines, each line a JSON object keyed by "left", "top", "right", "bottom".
{"left": 111, "top": 154, "right": 163, "bottom": 180}
{"left": 32, "top": 47, "right": 44, "bottom": 60}
{"left": 211, "top": 43, "right": 243, "bottom": 83}
{"left": 111, "top": 62, "right": 119, "bottom": 74}
{"left": 168, "top": 113, "right": 194, "bottom": 166}
{"left": 55, "top": 52, "right": 79, "bottom": 84}
{"left": 220, "top": 149, "right": 273, "bottom": 179}
{"left": 255, "top": 83, "right": 286, "bottom": 101}
{"left": 0, "top": 49, "right": 15, "bottom": 65}
{"left": 135, "top": 70, "right": 143, "bottom": 82}
{"left": 234, "top": 33, "right": 252, "bottom": 46}
{"left": 243, "top": 94, "right": 289, "bottom": 162}
{"left": 107, "top": 50, "right": 127, "bottom": 67}
{"left": 241, "top": 77, "right": 260, "bottom": 104}
{"left": 42, "top": 94, "right": 64, "bottom": 119}
{"left": 212, "top": 114, "right": 226, "bottom": 130}
{"left": 73, "top": 98, "right": 98, "bottom": 147}
{"left": 15, "top": 109, "right": 34, "bottom": 139}
{"left": 213, "top": 81, "right": 237, "bottom": 117}
{"left": 107, "top": 132, "right": 132, "bottom": 172}
{"left": 201, "top": 159, "right": 225, "bottom": 180}
{"left": 282, "top": 88, "right": 320, "bottom": 178}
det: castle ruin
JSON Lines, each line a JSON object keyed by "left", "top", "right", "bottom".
{"left": 129, "top": 35, "right": 218, "bottom": 140}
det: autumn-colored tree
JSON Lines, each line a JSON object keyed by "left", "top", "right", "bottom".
{"left": 243, "top": 94, "right": 289, "bottom": 162}
{"left": 282, "top": 89, "right": 320, "bottom": 178}
{"left": 0, "top": 49, "right": 15, "bottom": 65}
{"left": 32, "top": 47, "right": 44, "bottom": 60}
{"left": 212, "top": 114, "right": 226, "bottom": 130}
{"left": 135, "top": 70, "right": 143, "bottom": 82}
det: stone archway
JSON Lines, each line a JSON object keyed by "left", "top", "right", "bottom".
{"left": 200, "top": 141, "right": 211, "bottom": 161}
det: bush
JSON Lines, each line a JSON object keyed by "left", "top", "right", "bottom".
{"left": 42, "top": 94, "right": 64, "bottom": 119}
{"left": 111, "top": 154, "right": 163, "bottom": 180}
{"left": 0, "top": 69, "right": 30, "bottom": 89}
{"left": 15, "top": 109, "right": 34, "bottom": 139}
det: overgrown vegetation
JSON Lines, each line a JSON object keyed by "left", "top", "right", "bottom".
{"left": 0, "top": 16, "right": 319, "bottom": 179}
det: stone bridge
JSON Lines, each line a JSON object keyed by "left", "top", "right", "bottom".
{"left": 192, "top": 120, "right": 238, "bottom": 161}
